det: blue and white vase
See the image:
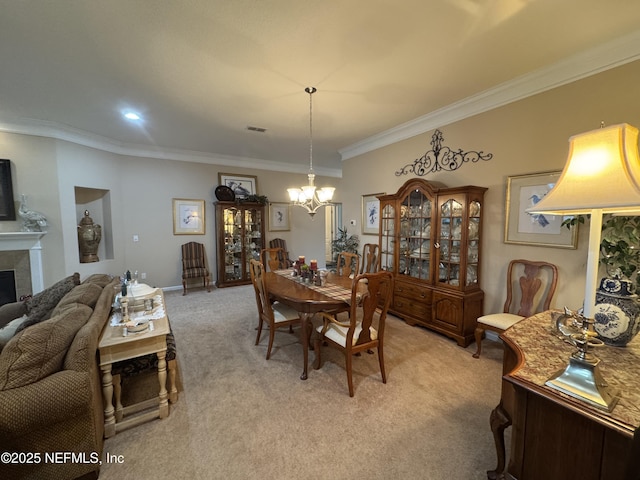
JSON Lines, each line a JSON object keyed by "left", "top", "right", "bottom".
{"left": 593, "top": 276, "right": 640, "bottom": 347}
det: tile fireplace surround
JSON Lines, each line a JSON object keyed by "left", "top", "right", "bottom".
{"left": 0, "top": 232, "right": 46, "bottom": 298}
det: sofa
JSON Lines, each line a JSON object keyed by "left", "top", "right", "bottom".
{"left": 0, "top": 273, "right": 118, "bottom": 480}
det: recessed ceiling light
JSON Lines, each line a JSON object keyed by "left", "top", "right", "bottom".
{"left": 123, "top": 111, "right": 142, "bottom": 121}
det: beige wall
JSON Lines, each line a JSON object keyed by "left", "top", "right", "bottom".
{"left": 341, "top": 59, "right": 640, "bottom": 313}
{"left": 1, "top": 59, "right": 639, "bottom": 313}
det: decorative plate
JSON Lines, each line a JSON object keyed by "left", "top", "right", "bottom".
{"left": 215, "top": 185, "right": 235, "bottom": 202}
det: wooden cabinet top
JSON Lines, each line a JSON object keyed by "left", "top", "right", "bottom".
{"left": 501, "top": 310, "right": 640, "bottom": 436}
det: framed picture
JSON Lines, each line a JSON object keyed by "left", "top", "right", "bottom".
{"left": 362, "top": 193, "right": 384, "bottom": 235}
{"left": 504, "top": 171, "right": 577, "bottom": 249}
{"left": 0, "top": 159, "right": 16, "bottom": 221}
{"left": 218, "top": 173, "right": 258, "bottom": 198}
{"left": 173, "top": 198, "right": 205, "bottom": 235}
{"left": 269, "top": 202, "right": 290, "bottom": 231}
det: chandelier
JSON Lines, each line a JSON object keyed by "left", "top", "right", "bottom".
{"left": 287, "top": 87, "right": 335, "bottom": 218}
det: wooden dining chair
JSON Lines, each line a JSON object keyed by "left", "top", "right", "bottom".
{"left": 269, "top": 238, "right": 293, "bottom": 267}
{"left": 261, "top": 247, "right": 286, "bottom": 271}
{"left": 336, "top": 252, "right": 360, "bottom": 280}
{"left": 314, "top": 270, "right": 394, "bottom": 397}
{"left": 473, "top": 259, "right": 558, "bottom": 358}
{"left": 360, "top": 243, "right": 380, "bottom": 274}
{"left": 249, "top": 259, "right": 302, "bottom": 360}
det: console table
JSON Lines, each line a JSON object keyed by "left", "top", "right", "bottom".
{"left": 489, "top": 310, "right": 640, "bottom": 480}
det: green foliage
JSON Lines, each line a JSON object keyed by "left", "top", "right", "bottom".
{"left": 331, "top": 227, "right": 359, "bottom": 258}
{"left": 564, "top": 214, "right": 640, "bottom": 288}
{"left": 237, "top": 194, "right": 268, "bottom": 205}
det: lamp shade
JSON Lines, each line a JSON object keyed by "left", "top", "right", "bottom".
{"left": 527, "top": 123, "right": 640, "bottom": 215}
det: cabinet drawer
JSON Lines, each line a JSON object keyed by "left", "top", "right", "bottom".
{"left": 394, "top": 281, "right": 431, "bottom": 303}
{"left": 394, "top": 295, "right": 430, "bottom": 318}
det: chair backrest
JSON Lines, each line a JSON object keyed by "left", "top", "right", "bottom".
{"left": 336, "top": 252, "right": 360, "bottom": 279}
{"left": 261, "top": 248, "right": 286, "bottom": 271}
{"left": 503, "top": 259, "right": 559, "bottom": 317}
{"left": 249, "top": 259, "right": 274, "bottom": 323}
{"left": 269, "top": 238, "right": 292, "bottom": 267}
{"left": 348, "top": 271, "right": 394, "bottom": 345}
{"left": 182, "top": 242, "right": 207, "bottom": 269}
{"left": 360, "top": 243, "right": 380, "bottom": 274}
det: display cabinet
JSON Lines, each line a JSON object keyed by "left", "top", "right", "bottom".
{"left": 378, "top": 179, "right": 487, "bottom": 346}
{"left": 215, "top": 201, "right": 265, "bottom": 287}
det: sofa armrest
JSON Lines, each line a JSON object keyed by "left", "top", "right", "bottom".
{"left": 0, "top": 301, "right": 27, "bottom": 329}
{"left": 0, "top": 370, "right": 92, "bottom": 438}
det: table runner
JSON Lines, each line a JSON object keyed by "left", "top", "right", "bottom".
{"left": 273, "top": 269, "right": 357, "bottom": 304}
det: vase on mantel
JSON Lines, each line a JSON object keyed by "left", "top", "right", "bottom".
{"left": 77, "top": 210, "right": 102, "bottom": 263}
{"left": 593, "top": 274, "right": 640, "bottom": 346}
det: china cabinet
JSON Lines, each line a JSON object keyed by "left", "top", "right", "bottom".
{"left": 378, "top": 178, "right": 487, "bottom": 346}
{"left": 215, "top": 201, "right": 265, "bottom": 287}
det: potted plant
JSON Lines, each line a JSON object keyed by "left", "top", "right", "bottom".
{"left": 331, "top": 227, "right": 359, "bottom": 262}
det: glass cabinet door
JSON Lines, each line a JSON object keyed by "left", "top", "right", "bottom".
{"left": 437, "top": 198, "right": 463, "bottom": 286}
{"left": 223, "top": 207, "right": 243, "bottom": 282}
{"left": 243, "top": 207, "right": 263, "bottom": 278}
{"left": 466, "top": 200, "right": 481, "bottom": 287}
{"left": 398, "top": 188, "right": 433, "bottom": 281}
{"left": 380, "top": 203, "right": 395, "bottom": 272}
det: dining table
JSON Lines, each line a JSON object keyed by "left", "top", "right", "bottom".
{"left": 265, "top": 269, "right": 357, "bottom": 380}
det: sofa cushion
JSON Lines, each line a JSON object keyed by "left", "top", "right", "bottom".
{"left": 20, "top": 273, "right": 81, "bottom": 331}
{"left": 0, "top": 303, "right": 92, "bottom": 390}
{"left": 82, "top": 273, "right": 114, "bottom": 288}
{"left": 0, "top": 315, "right": 30, "bottom": 353}
{"left": 0, "top": 301, "right": 28, "bottom": 329}
{"left": 52, "top": 282, "right": 103, "bottom": 315}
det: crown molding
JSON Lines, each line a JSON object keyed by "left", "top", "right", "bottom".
{"left": 0, "top": 116, "right": 342, "bottom": 178}
{"left": 339, "top": 30, "right": 640, "bottom": 161}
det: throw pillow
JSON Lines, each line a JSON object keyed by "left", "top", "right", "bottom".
{"left": 0, "top": 301, "right": 27, "bottom": 329}
{"left": 52, "top": 282, "right": 103, "bottom": 314}
{"left": 0, "top": 314, "right": 29, "bottom": 353}
{"left": 0, "top": 303, "right": 92, "bottom": 390}
{"left": 21, "top": 273, "right": 81, "bottom": 330}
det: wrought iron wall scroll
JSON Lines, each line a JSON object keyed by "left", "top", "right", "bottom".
{"left": 395, "top": 129, "right": 493, "bottom": 176}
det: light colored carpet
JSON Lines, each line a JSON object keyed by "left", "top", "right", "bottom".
{"left": 98, "top": 285, "right": 505, "bottom": 480}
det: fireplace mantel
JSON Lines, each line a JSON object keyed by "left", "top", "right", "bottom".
{"left": 0, "top": 231, "right": 47, "bottom": 294}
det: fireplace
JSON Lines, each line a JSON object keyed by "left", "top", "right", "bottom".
{"left": 0, "top": 270, "right": 17, "bottom": 306}
{"left": 0, "top": 232, "right": 46, "bottom": 298}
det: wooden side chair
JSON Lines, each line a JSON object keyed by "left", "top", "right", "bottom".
{"left": 360, "top": 243, "right": 380, "bottom": 274}
{"left": 314, "top": 271, "right": 394, "bottom": 397}
{"left": 181, "top": 242, "right": 211, "bottom": 295}
{"left": 473, "top": 259, "right": 558, "bottom": 358}
{"left": 269, "top": 238, "right": 293, "bottom": 267}
{"left": 336, "top": 251, "right": 360, "bottom": 280}
{"left": 261, "top": 247, "right": 286, "bottom": 271}
{"left": 249, "top": 259, "right": 301, "bottom": 360}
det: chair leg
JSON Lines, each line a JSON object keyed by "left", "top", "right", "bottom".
{"left": 182, "top": 279, "right": 187, "bottom": 296}
{"left": 255, "top": 318, "right": 264, "bottom": 346}
{"left": 266, "top": 324, "right": 276, "bottom": 360}
{"left": 313, "top": 334, "right": 322, "bottom": 370}
{"left": 206, "top": 276, "right": 211, "bottom": 292}
{"left": 378, "top": 343, "right": 387, "bottom": 384}
{"left": 345, "top": 350, "right": 354, "bottom": 397}
{"left": 473, "top": 326, "right": 485, "bottom": 358}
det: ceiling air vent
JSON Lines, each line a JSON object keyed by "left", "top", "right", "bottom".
{"left": 246, "top": 126, "right": 267, "bottom": 133}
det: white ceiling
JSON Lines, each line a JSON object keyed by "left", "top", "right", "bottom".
{"left": 1, "top": 1, "right": 640, "bottom": 176}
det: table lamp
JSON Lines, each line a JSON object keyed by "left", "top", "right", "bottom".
{"left": 526, "top": 123, "right": 640, "bottom": 411}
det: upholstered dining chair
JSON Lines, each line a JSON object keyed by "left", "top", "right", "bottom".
{"left": 473, "top": 259, "right": 558, "bottom": 358}
{"left": 336, "top": 252, "right": 360, "bottom": 280}
{"left": 249, "top": 259, "right": 302, "bottom": 360}
{"left": 360, "top": 243, "right": 380, "bottom": 274}
{"left": 269, "top": 238, "right": 293, "bottom": 267}
{"left": 181, "top": 242, "right": 211, "bottom": 295}
{"left": 261, "top": 247, "right": 286, "bottom": 272}
{"left": 314, "top": 270, "right": 394, "bottom": 397}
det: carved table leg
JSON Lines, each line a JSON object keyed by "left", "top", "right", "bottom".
{"left": 101, "top": 363, "right": 116, "bottom": 438}
{"left": 113, "top": 373, "right": 123, "bottom": 422}
{"left": 157, "top": 349, "right": 169, "bottom": 418}
{"left": 487, "top": 400, "right": 512, "bottom": 480}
